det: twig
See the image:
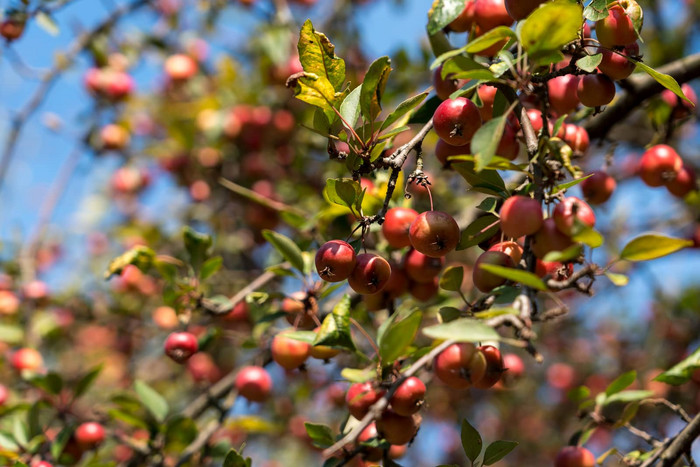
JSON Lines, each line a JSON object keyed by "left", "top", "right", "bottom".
{"left": 653, "top": 413, "right": 700, "bottom": 467}
{"left": 201, "top": 266, "right": 286, "bottom": 316}
{"left": 219, "top": 178, "right": 308, "bottom": 216}
{"left": 546, "top": 264, "right": 598, "bottom": 292}
{"left": 639, "top": 399, "right": 692, "bottom": 424}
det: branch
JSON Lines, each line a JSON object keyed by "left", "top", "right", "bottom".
{"left": 585, "top": 52, "right": 700, "bottom": 140}
{"left": 546, "top": 264, "right": 598, "bottom": 292}
{"left": 655, "top": 412, "right": 700, "bottom": 467}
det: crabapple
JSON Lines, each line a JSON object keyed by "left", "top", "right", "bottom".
{"left": 661, "top": 83, "right": 698, "bottom": 119}
{"left": 75, "top": 422, "right": 106, "bottom": 448}
{"left": 562, "top": 124, "right": 590, "bottom": 155}
{"left": 581, "top": 171, "right": 616, "bottom": 204}
{"left": 164, "top": 332, "right": 199, "bottom": 363}
{"left": 409, "top": 278, "right": 439, "bottom": 302}
{"left": 531, "top": 218, "right": 575, "bottom": 258}
{"left": 357, "top": 423, "right": 383, "bottom": 462}
{"left": 474, "top": 345, "right": 504, "bottom": 389}
{"left": 434, "top": 343, "right": 487, "bottom": 389}
{"left": 595, "top": 2, "right": 641, "bottom": 48}
{"left": 598, "top": 42, "right": 639, "bottom": 80}
{"left": 536, "top": 260, "right": 574, "bottom": 281}
{"left": 552, "top": 197, "right": 596, "bottom": 236}
{"left": 382, "top": 208, "right": 419, "bottom": 248}
{"left": 477, "top": 85, "right": 499, "bottom": 121}
{"left": 0, "top": 384, "right": 8, "bottom": 405}
{"left": 315, "top": 240, "right": 357, "bottom": 282}
{"left": 11, "top": 348, "right": 43, "bottom": 372}
{"left": 235, "top": 366, "right": 272, "bottom": 402}
{"left": 408, "top": 211, "right": 460, "bottom": 258}
{"left": 666, "top": 164, "right": 697, "bottom": 198}
{"left": 282, "top": 292, "right": 315, "bottom": 329}
{"left": 164, "top": 54, "right": 198, "bottom": 81}
{"left": 346, "top": 382, "right": 385, "bottom": 420}
{"left": 100, "top": 124, "right": 130, "bottom": 150}
{"left": 0, "top": 290, "right": 19, "bottom": 315}
{"left": 499, "top": 195, "right": 543, "bottom": 238}
{"left": 474, "top": 0, "right": 514, "bottom": 32}
{"left": 348, "top": 254, "right": 392, "bottom": 295}
{"left": 488, "top": 241, "right": 523, "bottom": 264}
{"left": 0, "top": 19, "right": 24, "bottom": 41}
{"left": 435, "top": 139, "right": 469, "bottom": 168}
{"left": 390, "top": 377, "right": 426, "bottom": 416}
{"left": 638, "top": 144, "right": 683, "bottom": 187}
{"left": 473, "top": 251, "right": 515, "bottom": 292}
{"left": 404, "top": 249, "right": 445, "bottom": 283}
{"left": 433, "top": 65, "right": 466, "bottom": 101}
{"left": 433, "top": 97, "right": 482, "bottom": 146}
{"left": 502, "top": 353, "right": 525, "bottom": 386}
{"left": 271, "top": 331, "right": 311, "bottom": 370}
{"left": 555, "top": 446, "right": 595, "bottom": 467}
{"left": 376, "top": 410, "right": 420, "bottom": 445}
{"left": 577, "top": 74, "right": 616, "bottom": 108}
{"left": 447, "top": 0, "right": 477, "bottom": 32}
{"left": 504, "top": 0, "right": 545, "bottom": 20}
{"left": 548, "top": 75, "right": 580, "bottom": 115}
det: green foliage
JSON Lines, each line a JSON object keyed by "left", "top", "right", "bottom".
{"left": 619, "top": 233, "right": 692, "bottom": 261}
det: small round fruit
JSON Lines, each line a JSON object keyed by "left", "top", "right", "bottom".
{"left": 497, "top": 124, "right": 521, "bottom": 161}
{"left": 164, "top": 332, "right": 199, "bottom": 363}
{"left": 447, "top": 0, "right": 477, "bottom": 32}
{"left": 638, "top": 144, "right": 683, "bottom": 187}
{"left": 357, "top": 423, "right": 383, "bottom": 462}
{"left": 315, "top": 240, "right": 357, "bottom": 282}
{"left": 562, "top": 124, "right": 590, "bottom": 155}
{"left": 581, "top": 171, "right": 616, "bottom": 204}
{"left": 499, "top": 195, "right": 543, "bottom": 238}
{"left": 548, "top": 75, "right": 580, "bottom": 115}
{"left": 435, "top": 139, "right": 469, "bottom": 168}
{"left": 408, "top": 211, "right": 460, "bottom": 258}
{"left": 434, "top": 343, "right": 487, "bottom": 389}
{"left": 404, "top": 249, "right": 445, "bottom": 283}
{"left": 346, "top": 382, "right": 385, "bottom": 420}
{"left": 666, "top": 164, "right": 697, "bottom": 198}
{"left": 474, "top": 0, "right": 514, "bottom": 32}
{"left": 382, "top": 208, "right": 419, "bottom": 248}
{"left": 310, "top": 328, "right": 341, "bottom": 360}
{"left": 235, "top": 366, "right": 272, "bottom": 402}
{"left": 555, "top": 446, "right": 595, "bottom": 467}
{"left": 223, "top": 301, "right": 249, "bottom": 322}
{"left": 577, "top": 74, "right": 616, "bottom": 108}
{"left": 75, "top": 422, "right": 106, "bottom": 448}
{"left": 376, "top": 410, "right": 419, "bottom": 445}
{"left": 409, "top": 278, "right": 439, "bottom": 302}
{"left": 0, "top": 384, "right": 8, "bottom": 405}
{"left": 477, "top": 84, "right": 499, "bottom": 121}
{"left": 526, "top": 109, "right": 544, "bottom": 133}
{"left": 433, "top": 97, "right": 482, "bottom": 146}
{"left": 390, "top": 377, "right": 426, "bottom": 416}
{"left": 502, "top": 353, "right": 525, "bottom": 386}
{"left": 505, "top": 0, "right": 545, "bottom": 20}
{"left": 595, "top": 3, "right": 639, "bottom": 48}
{"left": 552, "top": 197, "right": 596, "bottom": 236}
{"left": 164, "top": 54, "right": 198, "bottom": 81}
{"left": 11, "top": 348, "right": 43, "bottom": 372}
{"left": 531, "top": 218, "right": 575, "bottom": 259}
{"left": 434, "top": 65, "right": 465, "bottom": 101}
{"left": 536, "top": 260, "right": 574, "bottom": 281}
{"left": 100, "top": 124, "right": 130, "bottom": 150}
{"left": 348, "top": 254, "right": 392, "bottom": 295}
{"left": 271, "top": 332, "right": 311, "bottom": 370}
{"left": 598, "top": 43, "right": 639, "bottom": 80}
{"left": 473, "top": 251, "right": 515, "bottom": 293}
{"left": 474, "top": 345, "right": 504, "bottom": 389}
{"left": 0, "top": 19, "right": 25, "bottom": 41}
{"left": 488, "top": 241, "right": 523, "bottom": 264}
{"left": 661, "top": 83, "right": 698, "bottom": 119}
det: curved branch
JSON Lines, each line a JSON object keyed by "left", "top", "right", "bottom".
{"left": 585, "top": 53, "right": 700, "bottom": 140}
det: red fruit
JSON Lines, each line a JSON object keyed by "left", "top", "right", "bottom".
{"left": 499, "top": 195, "right": 543, "bottom": 238}
{"left": 348, "top": 254, "right": 392, "bottom": 295}
{"left": 0, "top": 290, "right": 19, "bottom": 315}
{"left": 502, "top": 353, "right": 525, "bottom": 386}
{"left": 271, "top": 332, "right": 310, "bottom": 370}
{"left": 548, "top": 75, "right": 580, "bottom": 115}
{"left": 497, "top": 124, "right": 521, "bottom": 161}
{"left": 409, "top": 278, "right": 439, "bottom": 302}
{"left": 581, "top": 171, "right": 616, "bottom": 204}
{"left": 11, "top": 348, "right": 43, "bottom": 372}
{"left": 555, "top": 446, "right": 595, "bottom": 467}
{"left": 531, "top": 218, "right": 575, "bottom": 259}
{"left": 408, "top": 211, "right": 460, "bottom": 258}
{"left": 164, "top": 332, "right": 199, "bottom": 363}
{"left": 75, "top": 422, "right": 106, "bottom": 447}
{"left": 404, "top": 249, "right": 445, "bottom": 284}
{"left": 435, "top": 139, "right": 469, "bottom": 168}
{"left": 666, "top": 164, "right": 697, "bottom": 198}
{"left": 526, "top": 109, "right": 544, "bottom": 133}
{"left": 389, "top": 444, "right": 407, "bottom": 459}
{"left": 315, "top": 240, "right": 357, "bottom": 282}
{"left": 598, "top": 43, "right": 639, "bottom": 80}
{"left": 448, "top": 0, "right": 477, "bottom": 32}
{"left": 661, "top": 83, "right": 698, "bottom": 119}
{"left": 434, "top": 343, "right": 487, "bottom": 389}
{"left": 390, "top": 377, "right": 426, "bottom": 416}
{"left": 0, "top": 384, "right": 8, "bottom": 405}
{"left": 282, "top": 292, "right": 315, "bottom": 329}
{"left": 235, "top": 366, "right": 272, "bottom": 402}
{"left": 187, "top": 353, "right": 221, "bottom": 383}
{"left": 473, "top": 251, "right": 515, "bottom": 292}
{"left": 106, "top": 71, "right": 134, "bottom": 100}
{"left": 595, "top": 3, "right": 640, "bottom": 48}
{"left": 32, "top": 462, "right": 53, "bottom": 467}
{"left": 380, "top": 263, "right": 410, "bottom": 299}
{"left": 357, "top": 423, "right": 383, "bottom": 462}
{"left": 376, "top": 410, "right": 419, "bottom": 445}
{"left": 0, "top": 19, "right": 24, "bottom": 41}
{"left": 100, "top": 124, "right": 130, "bottom": 150}
{"left": 165, "top": 54, "right": 198, "bottom": 81}
{"left": 474, "top": 0, "right": 514, "bottom": 32}
{"left": 535, "top": 260, "right": 574, "bottom": 281}
{"left": 474, "top": 345, "right": 504, "bottom": 389}
{"left": 552, "top": 197, "right": 596, "bottom": 236}
{"left": 504, "top": 0, "right": 545, "bottom": 20}
{"left": 434, "top": 65, "right": 466, "bottom": 101}
{"left": 383, "top": 208, "right": 419, "bottom": 248}
{"left": 488, "top": 241, "right": 523, "bottom": 264}
{"left": 577, "top": 74, "right": 616, "bottom": 107}
{"left": 433, "top": 97, "right": 482, "bottom": 146}
{"left": 562, "top": 124, "right": 590, "bottom": 155}
{"left": 346, "top": 382, "right": 385, "bottom": 420}
{"left": 638, "top": 144, "right": 683, "bottom": 187}
{"left": 477, "top": 85, "right": 499, "bottom": 122}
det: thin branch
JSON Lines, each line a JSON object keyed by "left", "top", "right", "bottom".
{"left": 654, "top": 413, "right": 700, "bottom": 467}
{"left": 219, "top": 177, "right": 309, "bottom": 217}
{"left": 201, "top": 265, "right": 287, "bottom": 316}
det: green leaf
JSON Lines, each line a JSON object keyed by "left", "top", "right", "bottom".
{"left": 439, "top": 266, "right": 464, "bottom": 291}
{"left": 304, "top": 422, "right": 335, "bottom": 449}
{"left": 423, "top": 318, "right": 500, "bottom": 342}
{"left": 483, "top": 440, "right": 518, "bottom": 465}
{"left": 551, "top": 174, "right": 594, "bottom": 193}
{"left": 360, "top": 56, "right": 392, "bottom": 123}
{"left": 619, "top": 233, "right": 692, "bottom": 262}
{"left": 567, "top": 386, "right": 591, "bottom": 403}
{"left": 409, "top": 95, "right": 441, "bottom": 124}
{"left": 261, "top": 230, "right": 305, "bottom": 272}
{"left": 341, "top": 367, "right": 374, "bottom": 383}
{"left": 520, "top": 0, "right": 583, "bottom": 63}
{"left": 223, "top": 448, "right": 252, "bottom": 467}
{"left": 381, "top": 92, "right": 429, "bottom": 131}
{"left": 477, "top": 264, "right": 547, "bottom": 291}
{"left": 458, "top": 214, "right": 500, "bottom": 250}
{"left": 134, "top": 380, "right": 169, "bottom": 423}
{"left": 74, "top": 365, "right": 103, "bottom": 398}
{"left": 104, "top": 245, "right": 155, "bottom": 279}
{"left": 200, "top": 256, "right": 223, "bottom": 281}
{"left": 614, "top": 402, "right": 640, "bottom": 428}
{"left": 633, "top": 61, "right": 694, "bottom": 104}
{"left": 576, "top": 53, "right": 603, "bottom": 73}
{"left": 165, "top": 416, "right": 198, "bottom": 452}
{"left": 460, "top": 419, "right": 482, "bottom": 463}
{"left": 50, "top": 424, "right": 74, "bottom": 461}
{"left": 285, "top": 330, "right": 317, "bottom": 344}
{"left": 441, "top": 55, "right": 492, "bottom": 77}
{"left": 378, "top": 309, "right": 422, "bottom": 364}
{"left": 183, "top": 226, "right": 212, "bottom": 270}
{"left": 28, "top": 372, "right": 63, "bottom": 395}
{"left": 605, "top": 390, "right": 655, "bottom": 405}
{"left": 323, "top": 178, "right": 361, "bottom": 213}
{"left": 315, "top": 295, "right": 356, "bottom": 351}
{"left": 35, "top": 11, "right": 59, "bottom": 36}
{"left": 427, "top": 0, "right": 467, "bottom": 35}
{"left": 439, "top": 306, "right": 462, "bottom": 322}
{"left": 453, "top": 161, "right": 508, "bottom": 197}
{"left": 0, "top": 324, "right": 24, "bottom": 344}
{"left": 465, "top": 26, "right": 516, "bottom": 54}
{"left": 571, "top": 226, "right": 604, "bottom": 249}
{"left": 605, "top": 370, "right": 636, "bottom": 397}
{"left": 653, "top": 347, "right": 700, "bottom": 385}
{"left": 472, "top": 116, "right": 508, "bottom": 172}
{"left": 542, "top": 244, "right": 582, "bottom": 262}
{"left": 340, "top": 85, "right": 362, "bottom": 130}
{"left": 472, "top": 306, "right": 519, "bottom": 319}
{"left": 605, "top": 271, "right": 629, "bottom": 287}
{"left": 583, "top": 0, "right": 609, "bottom": 21}
{"left": 297, "top": 19, "right": 345, "bottom": 91}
